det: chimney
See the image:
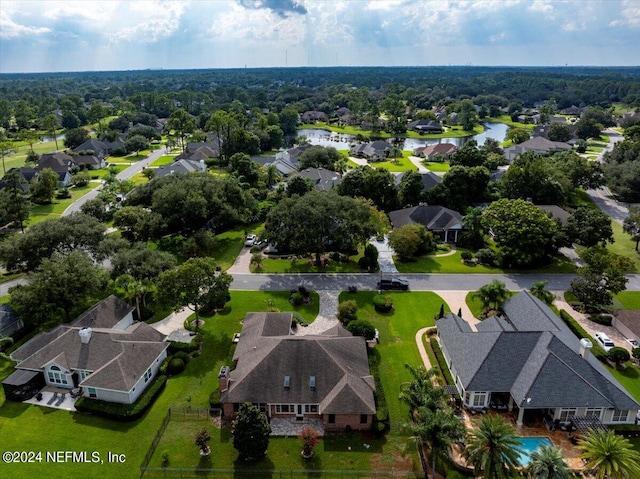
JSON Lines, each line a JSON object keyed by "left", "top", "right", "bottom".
{"left": 218, "top": 366, "right": 230, "bottom": 392}
{"left": 79, "top": 327, "right": 92, "bottom": 344}
{"left": 579, "top": 338, "right": 592, "bottom": 359}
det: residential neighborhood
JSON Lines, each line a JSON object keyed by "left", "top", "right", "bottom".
{"left": 1, "top": 60, "right": 640, "bottom": 479}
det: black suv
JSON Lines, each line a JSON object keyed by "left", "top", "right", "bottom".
{"left": 377, "top": 278, "right": 409, "bottom": 291}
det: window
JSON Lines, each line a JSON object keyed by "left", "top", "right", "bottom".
{"left": 144, "top": 368, "right": 152, "bottom": 383}
{"left": 558, "top": 408, "right": 577, "bottom": 422}
{"left": 283, "top": 376, "right": 290, "bottom": 389}
{"left": 50, "top": 365, "right": 60, "bottom": 371}
{"left": 47, "top": 371, "right": 68, "bottom": 385}
{"left": 464, "top": 392, "right": 471, "bottom": 406}
{"left": 275, "top": 404, "right": 295, "bottom": 414}
{"left": 612, "top": 410, "right": 628, "bottom": 423}
{"left": 585, "top": 408, "right": 603, "bottom": 419}
{"left": 360, "top": 414, "right": 368, "bottom": 424}
{"left": 304, "top": 405, "right": 318, "bottom": 413}
{"left": 88, "top": 387, "right": 97, "bottom": 398}
{"left": 309, "top": 376, "right": 316, "bottom": 390}
{"left": 328, "top": 414, "right": 335, "bottom": 424}
{"left": 258, "top": 403, "right": 266, "bottom": 413}
{"left": 473, "top": 392, "right": 487, "bottom": 408}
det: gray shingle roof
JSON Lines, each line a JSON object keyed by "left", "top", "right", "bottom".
{"left": 389, "top": 205, "right": 463, "bottom": 231}
{"left": 437, "top": 292, "right": 639, "bottom": 411}
{"left": 71, "top": 295, "right": 134, "bottom": 329}
{"left": 223, "top": 313, "right": 375, "bottom": 415}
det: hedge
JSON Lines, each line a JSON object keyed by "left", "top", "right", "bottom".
{"left": 373, "top": 294, "right": 393, "bottom": 313}
{"left": 558, "top": 310, "right": 608, "bottom": 361}
{"left": 75, "top": 375, "right": 167, "bottom": 421}
{"left": 367, "top": 348, "right": 389, "bottom": 434}
{"left": 429, "top": 337, "right": 455, "bottom": 386}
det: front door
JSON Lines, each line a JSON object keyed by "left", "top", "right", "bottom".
{"left": 296, "top": 404, "right": 304, "bottom": 419}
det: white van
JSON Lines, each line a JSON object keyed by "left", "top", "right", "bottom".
{"left": 594, "top": 332, "right": 615, "bottom": 352}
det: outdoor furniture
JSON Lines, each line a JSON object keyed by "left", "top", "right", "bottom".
{"left": 47, "top": 392, "right": 58, "bottom": 405}
{"left": 55, "top": 393, "right": 66, "bottom": 406}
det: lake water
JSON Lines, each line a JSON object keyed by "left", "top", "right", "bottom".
{"left": 297, "top": 122, "right": 509, "bottom": 150}
{"left": 42, "top": 133, "right": 66, "bottom": 142}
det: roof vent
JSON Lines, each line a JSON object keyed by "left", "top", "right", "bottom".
{"left": 79, "top": 327, "right": 92, "bottom": 344}
{"left": 284, "top": 376, "right": 290, "bottom": 389}
{"left": 309, "top": 376, "right": 316, "bottom": 390}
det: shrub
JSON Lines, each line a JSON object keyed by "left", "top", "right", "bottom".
{"left": 348, "top": 285, "right": 358, "bottom": 293}
{"left": 173, "top": 351, "right": 190, "bottom": 365}
{"left": 460, "top": 251, "right": 473, "bottom": 261}
{"left": 633, "top": 348, "right": 640, "bottom": 362}
{"left": 290, "top": 292, "right": 304, "bottom": 306}
{"left": 587, "top": 314, "right": 612, "bottom": 326}
{"left": 347, "top": 319, "right": 376, "bottom": 340}
{"left": 475, "top": 248, "right": 496, "bottom": 266}
{"left": 167, "top": 357, "right": 186, "bottom": 375}
{"left": 297, "top": 285, "right": 310, "bottom": 298}
{"left": 373, "top": 294, "right": 393, "bottom": 313}
{"left": 337, "top": 300, "right": 358, "bottom": 325}
{"left": 430, "top": 337, "right": 455, "bottom": 386}
{"left": 75, "top": 375, "right": 167, "bottom": 420}
{"left": 358, "top": 256, "right": 371, "bottom": 270}
{"left": 608, "top": 347, "right": 630, "bottom": 367}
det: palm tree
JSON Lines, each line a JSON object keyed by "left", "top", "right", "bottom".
{"left": 265, "top": 164, "right": 280, "bottom": 188}
{"left": 42, "top": 114, "right": 60, "bottom": 150}
{"left": 578, "top": 429, "right": 640, "bottom": 479}
{"left": 399, "top": 364, "right": 447, "bottom": 415}
{"left": 115, "top": 274, "right": 144, "bottom": 320}
{"left": 465, "top": 414, "right": 523, "bottom": 479}
{"left": 529, "top": 280, "right": 555, "bottom": 305}
{"left": 407, "top": 406, "right": 465, "bottom": 478}
{"left": 527, "top": 444, "right": 570, "bottom": 479}
{"left": 474, "top": 279, "right": 509, "bottom": 314}
{"left": 462, "top": 206, "right": 485, "bottom": 249}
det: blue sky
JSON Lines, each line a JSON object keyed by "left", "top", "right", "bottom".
{"left": 1, "top": 0, "right": 639, "bottom": 73}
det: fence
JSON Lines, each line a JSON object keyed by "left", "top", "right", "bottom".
{"left": 140, "top": 408, "right": 172, "bottom": 474}
{"left": 169, "top": 406, "right": 215, "bottom": 419}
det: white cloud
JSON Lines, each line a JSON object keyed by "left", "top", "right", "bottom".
{"left": 0, "top": 12, "right": 51, "bottom": 39}
{"left": 110, "top": 1, "right": 189, "bottom": 43}
{"left": 610, "top": 0, "right": 640, "bottom": 27}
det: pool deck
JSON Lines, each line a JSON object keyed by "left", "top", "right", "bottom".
{"left": 459, "top": 410, "right": 585, "bottom": 470}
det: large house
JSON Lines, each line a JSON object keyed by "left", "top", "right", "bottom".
{"left": 154, "top": 159, "right": 207, "bottom": 179}
{"left": 0, "top": 167, "right": 37, "bottom": 193}
{"left": 73, "top": 138, "right": 125, "bottom": 158}
{"left": 408, "top": 119, "right": 443, "bottom": 134}
{"left": 413, "top": 143, "right": 457, "bottom": 160}
{"left": 395, "top": 171, "right": 442, "bottom": 194}
{"left": 437, "top": 292, "right": 639, "bottom": 427}
{"left": 504, "top": 137, "right": 572, "bottom": 162}
{"left": 219, "top": 312, "right": 376, "bottom": 432}
{"left": 350, "top": 140, "right": 391, "bottom": 161}
{"left": 2, "top": 296, "right": 168, "bottom": 404}
{"left": 288, "top": 167, "right": 342, "bottom": 192}
{"left": 36, "top": 152, "right": 75, "bottom": 187}
{"left": 388, "top": 205, "right": 463, "bottom": 243}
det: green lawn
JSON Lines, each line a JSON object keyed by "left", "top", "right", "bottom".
{"left": 338, "top": 291, "right": 446, "bottom": 424}
{"left": 394, "top": 250, "right": 576, "bottom": 274}
{"left": 615, "top": 291, "right": 640, "bottom": 310}
{"left": 1, "top": 139, "right": 60, "bottom": 172}
{"left": 90, "top": 164, "right": 126, "bottom": 178}
{"left": 609, "top": 221, "right": 640, "bottom": 272}
{"left": 0, "top": 290, "right": 322, "bottom": 479}
{"left": 149, "top": 155, "right": 178, "bottom": 167}
{"left": 256, "top": 253, "right": 365, "bottom": 273}
{"left": 211, "top": 225, "right": 259, "bottom": 271}
{"left": 27, "top": 184, "right": 94, "bottom": 225}
{"left": 299, "top": 122, "right": 482, "bottom": 139}
{"left": 607, "top": 364, "right": 640, "bottom": 403}
{"left": 369, "top": 152, "right": 417, "bottom": 172}
{"left": 423, "top": 161, "right": 450, "bottom": 172}
{"left": 487, "top": 115, "right": 536, "bottom": 130}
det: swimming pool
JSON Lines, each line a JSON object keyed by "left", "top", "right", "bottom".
{"left": 516, "top": 436, "right": 553, "bottom": 466}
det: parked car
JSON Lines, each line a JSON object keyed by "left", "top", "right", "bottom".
{"left": 244, "top": 234, "right": 257, "bottom": 247}
{"left": 594, "top": 332, "right": 615, "bottom": 352}
{"left": 626, "top": 338, "right": 639, "bottom": 348}
{"left": 377, "top": 277, "right": 409, "bottom": 291}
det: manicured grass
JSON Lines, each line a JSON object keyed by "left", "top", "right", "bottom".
{"left": 487, "top": 115, "right": 536, "bottom": 130}
{"left": 338, "top": 291, "right": 445, "bottom": 424}
{"left": 0, "top": 290, "right": 321, "bottom": 479}
{"left": 369, "top": 152, "right": 417, "bottom": 172}
{"left": 90, "top": 164, "right": 126, "bottom": 178}
{"left": 607, "top": 364, "right": 640, "bottom": 403}
{"left": 211, "top": 225, "right": 256, "bottom": 271}
{"left": 0, "top": 271, "right": 22, "bottom": 284}
{"left": 394, "top": 250, "right": 576, "bottom": 274}
{"left": 609, "top": 221, "right": 640, "bottom": 272}
{"left": 27, "top": 184, "right": 94, "bottom": 225}
{"left": 255, "top": 250, "right": 365, "bottom": 273}
{"left": 127, "top": 171, "right": 148, "bottom": 186}
{"left": 1, "top": 139, "right": 60, "bottom": 172}
{"left": 423, "top": 161, "right": 450, "bottom": 172}
{"left": 0, "top": 295, "right": 9, "bottom": 304}
{"left": 299, "top": 122, "right": 482, "bottom": 139}
{"left": 615, "top": 291, "right": 640, "bottom": 310}
{"left": 149, "top": 155, "right": 178, "bottom": 167}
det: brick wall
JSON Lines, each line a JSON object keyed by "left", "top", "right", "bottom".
{"left": 323, "top": 414, "right": 372, "bottom": 432}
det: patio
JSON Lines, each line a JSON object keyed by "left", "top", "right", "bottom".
{"left": 23, "top": 386, "right": 77, "bottom": 412}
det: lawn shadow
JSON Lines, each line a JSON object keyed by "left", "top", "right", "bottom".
{"left": 615, "top": 365, "right": 640, "bottom": 380}
{"left": 233, "top": 456, "right": 275, "bottom": 479}
{"left": 322, "top": 431, "right": 384, "bottom": 453}
{"left": 0, "top": 400, "right": 30, "bottom": 418}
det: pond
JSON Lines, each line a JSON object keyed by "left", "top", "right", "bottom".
{"left": 297, "top": 122, "right": 509, "bottom": 150}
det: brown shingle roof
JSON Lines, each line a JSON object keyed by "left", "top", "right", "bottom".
{"left": 223, "top": 313, "right": 375, "bottom": 415}
{"left": 71, "top": 295, "right": 134, "bottom": 329}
